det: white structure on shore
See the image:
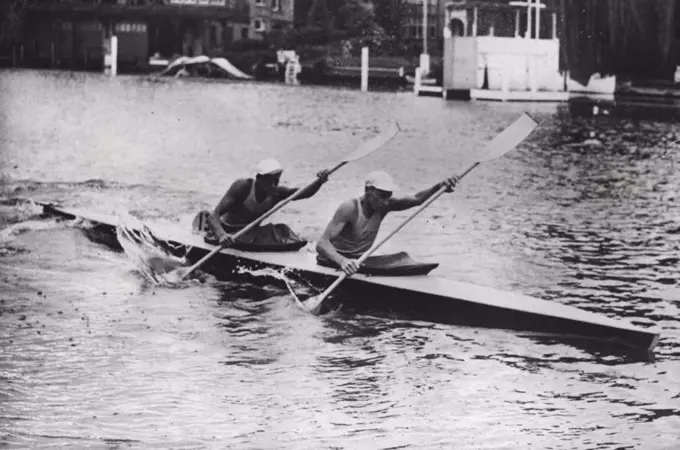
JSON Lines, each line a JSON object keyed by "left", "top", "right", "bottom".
{"left": 414, "top": 0, "right": 616, "bottom": 102}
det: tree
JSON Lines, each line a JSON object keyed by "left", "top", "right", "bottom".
{"left": 0, "top": 0, "right": 28, "bottom": 52}
{"left": 372, "top": 0, "right": 409, "bottom": 47}
{"left": 288, "top": 0, "right": 378, "bottom": 46}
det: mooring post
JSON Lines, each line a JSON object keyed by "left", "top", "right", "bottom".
{"left": 111, "top": 35, "right": 118, "bottom": 77}
{"left": 361, "top": 47, "right": 368, "bottom": 92}
{"left": 414, "top": 67, "right": 422, "bottom": 95}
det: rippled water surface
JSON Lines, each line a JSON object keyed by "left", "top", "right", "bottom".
{"left": 1, "top": 70, "right": 679, "bottom": 449}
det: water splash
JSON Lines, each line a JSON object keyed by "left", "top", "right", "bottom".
{"left": 0, "top": 218, "right": 81, "bottom": 243}
{"left": 0, "top": 201, "right": 85, "bottom": 256}
{"left": 231, "top": 265, "right": 349, "bottom": 317}
{"left": 114, "top": 210, "right": 187, "bottom": 285}
{"left": 233, "top": 266, "right": 308, "bottom": 309}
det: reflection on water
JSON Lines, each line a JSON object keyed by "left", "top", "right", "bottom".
{"left": 0, "top": 70, "right": 679, "bottom": 449}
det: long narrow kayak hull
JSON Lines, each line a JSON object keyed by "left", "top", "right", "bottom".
{"left": 39, "top": 203, "right": 662, "bottom": 353}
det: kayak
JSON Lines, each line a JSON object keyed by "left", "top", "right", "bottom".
{"left": 39, "top": 202, "right": 661, "bottom": 353}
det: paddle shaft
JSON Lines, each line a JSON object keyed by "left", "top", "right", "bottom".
{"left": 311, "top": 162, "right": 482, "bottom": 304}
{"left": 177, "top": 161, "right": 348, "bottom": 280}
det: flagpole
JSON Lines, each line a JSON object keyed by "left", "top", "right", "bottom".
{"left": 423, "top": 0, "right": 428, "bottom": 54}
{"left": 420, "top": 0, "right": 430, "bottom": 76}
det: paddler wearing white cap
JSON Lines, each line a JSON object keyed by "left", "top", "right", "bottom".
{"left": 206, "top": 158, "right": 330, "bottom": 248}
{"left": 316, "top": 171, "right": 459, "bottom": 276}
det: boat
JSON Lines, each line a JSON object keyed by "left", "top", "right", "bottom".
{"left": 158, "top": 55, "right": 255, "bottom": 80}
{"left": 38, "top": 202, "right": 661, "bottom": 354}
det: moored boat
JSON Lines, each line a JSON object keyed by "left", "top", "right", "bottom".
{"left": 37, "top": 202, "right": 661, "bottom": 354}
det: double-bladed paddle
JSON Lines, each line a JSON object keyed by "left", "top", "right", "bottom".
{"left": 165, "top": 121, "right": 401, "bottom": 283}
{"left": 303, "top": 113, "right": 539, "bottom": 315}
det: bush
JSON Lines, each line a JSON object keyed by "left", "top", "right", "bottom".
{"left": 225, "top": 39, "right": 272, "bottom": 53}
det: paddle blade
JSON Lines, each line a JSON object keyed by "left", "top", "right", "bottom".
{"left": 481, "top": 113, "right": 538, "bottom": 162}
{"left": 302, "top": 295, "right": 323, "bottom": 315}
{"left": 162, "top": 267, "right": 189, "bottom": 284}
{"left": 341, "top": 121, "right": 401, "bottom": 162}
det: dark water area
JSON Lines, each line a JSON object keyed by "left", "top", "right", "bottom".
{"left": 0, "top": 69, "right": 679, "bottom": 449}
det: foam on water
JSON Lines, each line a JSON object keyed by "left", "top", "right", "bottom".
{"left": 115, "top": 209, "right": 188, "bottom": 285}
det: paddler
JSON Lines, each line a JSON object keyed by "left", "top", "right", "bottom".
{"left": 206, "top": 158, "right": 330, "bottom": 248}
{"left": 316, "top": 170, "right": 458, "bottom": 276}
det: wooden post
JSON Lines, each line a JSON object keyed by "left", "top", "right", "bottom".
{"left": 419, "top": 53, "right": 430, "bottom": 77}
{"left": 515, "top": 10, "right": 520, "bottom": 37}
{"left": 422, "top": 0, "right": 428, "bottom": 54}
{"left": 12, "top": 45, "right": 16, "bottom": 67}
{"left": 111, "top": 35, "right": 118, "bottom": 76}
{"left": 535, "top": 0, "right": 540, "bottom": 40}
{"left": 360, "top": 46, "right": 368, "bottom": 92}
{"left": 526, "top": 0, "right": 532, "bottom": 38}
{"left": 552, "top": 12, "right": 557, "bottom": 39}
{"left": 414, "top": 67, "right": 422, "bottom": 95}
{"left": 472, "top": 6, "right": 478, "bottom": 37}
{"left": 420, "top": 0, "right": 430, "bottom": 76}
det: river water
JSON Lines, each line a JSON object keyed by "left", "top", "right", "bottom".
{"left": 1, "top": 70, "right": 679, "bottom": 449}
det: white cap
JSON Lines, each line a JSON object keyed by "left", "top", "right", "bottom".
{"left": 256, "top": 158, "right": 283, "bottom": 176}
{"left": 365, "top": 170, "right": 398, "bottom": 192}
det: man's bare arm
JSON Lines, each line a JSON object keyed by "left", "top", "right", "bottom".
{"left": 206, "top": 179, "right": 250, "bottom": 240}
{"left": 275, "top": 170, "right": 330, "bottom": 201}
{"left": 316, "top": 200, "right": 355, "bottom": 267}
{"left": 386, "top": 176, "right": 459, "bottom": 212}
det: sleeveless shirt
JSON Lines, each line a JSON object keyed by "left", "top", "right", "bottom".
{"left": 330, "top": 198, "right": 384, "bottom": 259}
{"left": 221, "top": 179, "right": 278, "bottom": 230}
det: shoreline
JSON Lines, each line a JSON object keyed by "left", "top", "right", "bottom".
{"left": 4, "top": 66, "right": 680, "bottom": 116}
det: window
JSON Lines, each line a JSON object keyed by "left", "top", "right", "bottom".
{"left": 255, "top": 0, "right": 264, "bottom": 5}
{"left": 114, "top": 23, "right": 146, "bottom": 33}
{"left": 241, "top": 27, "right": 249, "bottom": 39}
{"left": 449, "top": 18, "right": 465, "bottom": 37}
{"left": 253, "top": 19, "right": 265, "bottom": 32}
{"left": 115, "top": 23, "right": 145, "bottom": 33}
{"left": 271, "top": 0, "right": 281, "bottom": 11}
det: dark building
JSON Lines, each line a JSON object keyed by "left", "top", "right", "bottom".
{"left": 1, "top": 0, "right": 294, "bottom": 72}
{"left": 560, "top": 0, "right": 680, "bottom": 83}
